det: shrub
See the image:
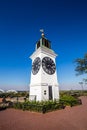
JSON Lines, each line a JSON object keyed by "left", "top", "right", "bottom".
{"left": 0, "top": 106, "right": 7, "bottom": 111}
{"left": 59, "top": 95, "right": 80, "bottom": 106}
{"left": 12, "top": 95, "right": 82, "bottom": 113}
{"left": 12, "top": 100, "right": 65, "bottom": 113}
{"left": 13, "top": 102, "right": 23, "bottom": 109}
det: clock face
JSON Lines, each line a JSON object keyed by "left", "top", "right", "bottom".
{"left": 32, "top": 57, "right": 41, "bottom": 75}
{"left": 42, "top": 57, "right": 56, "bottom": 75}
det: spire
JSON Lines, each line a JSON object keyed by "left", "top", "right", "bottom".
{"left": 40, "top": 29, "right": 45, "bottom": 37}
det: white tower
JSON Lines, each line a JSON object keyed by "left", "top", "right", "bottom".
{"left": 29, "top": 31, "right": 59, "bottom": 101}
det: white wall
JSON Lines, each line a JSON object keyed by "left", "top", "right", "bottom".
{"left": 29, "top": 46, "right": 59, "bottom": 101}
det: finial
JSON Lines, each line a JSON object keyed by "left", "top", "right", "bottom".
{"left": 40, "top": 29, "right": 45, "bottom": 37}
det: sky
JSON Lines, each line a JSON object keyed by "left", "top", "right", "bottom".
{"left": 0, "top": 0, "right": 87, "bottom": 91}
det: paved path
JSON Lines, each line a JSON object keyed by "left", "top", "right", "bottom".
{"left": 0, "top": 96, "right": 87, "bottom": 130}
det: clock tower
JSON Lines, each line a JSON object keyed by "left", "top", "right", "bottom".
{"left": 29, "top": 31, "right": 59, "bottom": 101}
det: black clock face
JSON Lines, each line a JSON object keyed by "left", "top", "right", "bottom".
{"left": 32, "top": 57, "right": 41, "bottom": 75}
{"left": 42, "top": 57, "right": 56, "bottom": 75}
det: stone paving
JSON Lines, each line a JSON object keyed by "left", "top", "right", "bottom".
{"left": 0, "top": 96, "right": 87, "bottom": 130}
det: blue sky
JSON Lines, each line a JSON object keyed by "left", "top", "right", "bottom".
{"left": 0, "top": 0, "right": 87, "bottom": 91}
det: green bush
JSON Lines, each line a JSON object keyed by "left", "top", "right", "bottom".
{"left": 12, "top": 100, "right": 65, "bottom": 113}
{"left": 13, "top": 102, "right": 23, "bottom": 109}
{"left": 12, "top": 95, "right": 82, "bottom": 113}
{"left": 0, "top": 105, "right": 7, "bottom": 111}
{"left": 59, "top": 95, "right": 80, "bottom": 106}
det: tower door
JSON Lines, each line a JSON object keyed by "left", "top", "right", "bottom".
{"left": 48, "top": 86, "right": 53, "bottom": 100}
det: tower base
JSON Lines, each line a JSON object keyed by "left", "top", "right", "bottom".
{"left": 29, "top": 84, "right": 59, "bottom": 101}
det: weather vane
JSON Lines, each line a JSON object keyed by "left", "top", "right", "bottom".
{"left": 40, "top": 29, "right": 45, "bottom": 37}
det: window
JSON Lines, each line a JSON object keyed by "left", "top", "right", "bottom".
{"left": 44, "top": 90, "right": 46, "bottom": 95}
{"left": 37, "top": 41, "right": 40, "bottom": 49}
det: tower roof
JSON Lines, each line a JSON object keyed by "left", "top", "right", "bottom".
{"left": 36, "top": 30, "right": 51, "bottom": 50}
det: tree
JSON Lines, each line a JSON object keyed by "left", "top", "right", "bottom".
{"left": 75, "top": 53, "right": 87, "bottom": 75}
{"left": 83, "top": 78, "right": 87, "bottom": 84}
{"left": 79, "top": 82, "right": 84, "bottom": 91}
